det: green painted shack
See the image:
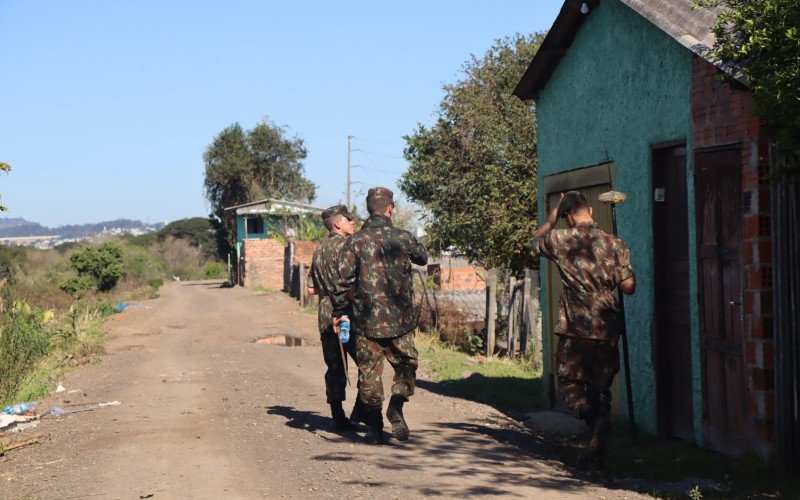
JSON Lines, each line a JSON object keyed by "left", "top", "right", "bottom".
{"left": 224, "top": 198, "right": 323, "bottom": 249}
{"left": 515, "top": 0, "right": 778, "bottom": 459}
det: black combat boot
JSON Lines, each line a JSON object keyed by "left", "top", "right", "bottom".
{"left": 349, "top": 398, "right": 367, "bottom": 425}
{"left": 577, "top": 403, "right": 596, "bottom": 429}
{"left": 330, "top": 402, "right": 355, "bottom": 432}
{"left": 363, "top": 406, "right": 386, "bottom": 445}
{"left": 386, "top": 395, "right": 409, "bottom": 442}
{"left": 588, "top": 413, "right": 612, "bottom": 467}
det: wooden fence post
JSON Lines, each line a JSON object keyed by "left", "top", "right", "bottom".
{"left": 298, "top": 262, "right": 307, "bottom": 306}
{"left": 528, "top": 269, "right": 542, "bottom": 372}
{"left": 485, "top": 269, "right": 497, "bottom": 358}
{"left": 521, "top": 271, "right": 531, "bottom": 355}
{"left": 508, "top": 276, "right": 518, "bottom": 358}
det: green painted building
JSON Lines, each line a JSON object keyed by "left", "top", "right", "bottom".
{"left": 224, "top": 198, "right": 323, "bottom": 248}
{"left": 516, "top": 0, "right": 778, "bottom": 459}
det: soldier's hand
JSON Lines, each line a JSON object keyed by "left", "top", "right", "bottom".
{"left": 332, "top": 316, "right": 343, "bottom": 333}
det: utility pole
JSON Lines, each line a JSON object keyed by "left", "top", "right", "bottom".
{"left": 346, "top": 135, "right": 354, "bottom": 209}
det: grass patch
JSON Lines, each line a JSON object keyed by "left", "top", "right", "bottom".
{"left": 417, "top": 329, "right": 543, "bottom": 414}
{"left": 548, "top": 426, "right": 799, "bottom": 498}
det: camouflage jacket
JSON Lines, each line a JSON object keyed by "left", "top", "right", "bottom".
{"left": 532, "top": 221, "right": 634, "bottom": 340}
{"left": 331, "top": 214, "right": 428, "bottom": 339}
{"left": 310, "top": 233, "right": 351, "bottom": 333}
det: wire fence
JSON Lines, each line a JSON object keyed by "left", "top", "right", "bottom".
{"left": 412, "top": 268, "right": 543, "bottom": 367}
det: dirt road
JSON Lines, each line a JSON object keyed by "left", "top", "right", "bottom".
{"left": 0, "top": 282, "right": 642, "bottom": 499}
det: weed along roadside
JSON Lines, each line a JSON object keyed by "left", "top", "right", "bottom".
{"left": 0, "top": 220, "right": 229, "bottom": 420}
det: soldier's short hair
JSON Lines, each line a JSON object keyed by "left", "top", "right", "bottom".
{"left": 558, "top": 191, "right": 591, "bottom": 218}
{"left": 323, "top": 215, "right": 339, "bottom": 231}
{"left": 366, "top": 186, "right": 394, "bottom": 215}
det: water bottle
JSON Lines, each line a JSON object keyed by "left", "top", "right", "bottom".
{"left": 339, "top": 316, "right": 350, "bottom": 344}
{"left": 2, "top": 402, "right": 38, "bottom": 415}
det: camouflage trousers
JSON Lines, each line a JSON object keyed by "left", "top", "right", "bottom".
{"left": 320, "top": 326, "right": 358, "bottom": 404}
{"left": 355, "top": 331, "right": 418, "bottom": 409}
{"left": 555, "top": 335, "right": 620, "bottom": 420}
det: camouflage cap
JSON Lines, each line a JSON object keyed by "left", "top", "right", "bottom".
{"left": 557, "top": 191, "right": 583, "bottom": 218}
{"left": 367, "top": 187, "right": 394, "bottom": 201}
{"left": 321, "top": 204, "right": 354, "bottom": 221}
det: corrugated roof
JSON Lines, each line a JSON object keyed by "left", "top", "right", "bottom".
{"left": 223, "top": 198, "right": 323, "bottom": 215}
{"left": 514, "top": 0, "right": 739, "bottom": 101}
{"left": 620, "top": 0, "right": 720, "bottom": 57}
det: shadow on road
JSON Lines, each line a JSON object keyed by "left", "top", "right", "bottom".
{"left": 416, "top": 373, "right": 543, "bottom": 417}
{"left": 178, "top": 281, "right": 227, "bottom": 288}
{"left": 265, "top": 405, "right": 363, "bottom": 443}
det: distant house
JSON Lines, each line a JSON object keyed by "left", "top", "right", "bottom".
{"left": 514, "top": 0, "right": 781, "bottom": 460}
{"left": 224, "top": 199, "right": 323, "bottom": 290}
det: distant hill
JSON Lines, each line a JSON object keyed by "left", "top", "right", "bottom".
{"left": 0, "top": 217, "right": 164, "bottom": 238}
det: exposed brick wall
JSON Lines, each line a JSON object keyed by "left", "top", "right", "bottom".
{"left": 293, "top": 241, "right": 317, "bottom": 266}
{"left": 242, "top": 238, "right": 285, "bottom": 290}
{"left": 692, "top": 57, "right": 774, "bottom": 458}
{"left": 428, "top": 257, "right": 487, "bottom": 291}
{"left": 439, "top": 267, "right": 487, "bottom": 291}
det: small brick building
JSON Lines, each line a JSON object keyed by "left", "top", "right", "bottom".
{"left": 225, "top": 199, "right": 323, "bottom": 290}
{"left": 514, "top": 0, "right": 777, "bottom": 459}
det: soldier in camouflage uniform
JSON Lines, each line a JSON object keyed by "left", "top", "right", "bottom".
{"left": 531, "top": 191, "right": 636, "bottom": 468}
{"left": 309, "top": 205, "right": 360, "bottom": 432}
{"left": 331, "top": 187, "right": 428, "bottom": 444}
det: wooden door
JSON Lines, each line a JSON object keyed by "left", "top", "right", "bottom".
{"left": 545, "top": 181, "right": 620, "bottom": 417}
{"left": 695, "top": 148, "right": 746, "bottom": 455}
{"left": 653, "top": 145, "right": 693, "bottom": 440}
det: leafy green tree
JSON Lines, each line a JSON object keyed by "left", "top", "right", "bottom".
{"left": 400, "top": 34, "right": 544, "bottom": 274}
{"left": 203, "top": 120, "right": 316, "bottom": 255}
{"left": 702, "top": 0, "right": 800, "bottom": 177}
{"left": 158, "top": 217, "right": 218, "bottom": 258}
{"left": 61, "top": 242, "right": 125, "bottom": 293}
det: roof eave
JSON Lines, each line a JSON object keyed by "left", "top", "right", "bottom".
{"left": 513, "top": 0, "right": 600, "bottom": 101}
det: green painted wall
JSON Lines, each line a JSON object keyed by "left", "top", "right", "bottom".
{"left": 235, "top": 215, "right": 285, "bottom": 245}
{"left": 535, "top": 0, "right": 696, "bottom": 435}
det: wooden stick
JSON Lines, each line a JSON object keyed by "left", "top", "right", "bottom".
{"left": 3, "top": 436, "right": 39, "bottom": 453}
{"left": 338, "top": 339, "right": 351, "bottom": 387}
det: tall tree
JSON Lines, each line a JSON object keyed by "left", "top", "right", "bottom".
{"left": 400, "top": 33, "right": 544, "bottom": 274}
{"left": 702, "top": 0, "right": 800, "bottom": 177}
{"left": 203, "top": 120, "right": 316, "bottom": 255}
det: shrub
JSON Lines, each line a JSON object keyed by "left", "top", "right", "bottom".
{"left": 68, "top": 243, "right": 125, "bottom": 292}
{"left": 202, "top": 262, "right": 227, "bottom": 279}
{"left": 59, "top": 275, "right": 95, "bottom": 298}
{"left": 0, "top": 299, "right": 53, "bottom": 402}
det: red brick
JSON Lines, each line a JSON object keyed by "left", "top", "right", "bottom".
{"left": 746, "top": 267, "right": 761, "bottom": 289}
{"left": 743, "top": 171, "right": 761, "bottom": 189}
{"left": 744, "top": 290, "right": 757, "bottom": 315}
{"left": 747, "top": 116, "right": 761, "bottom": 138}
{"left": 743, "top": 215, "right": 760, "bottom": 239}
{"left": 745, "top": 340, "right": 757, "bottom": 366}
{"left": 743, "top": 243, "right": 754, "bottom": 265}
{"left": 758, "top": 240, "right": 773, "bottom": 265}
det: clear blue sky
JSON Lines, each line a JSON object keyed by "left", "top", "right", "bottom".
{"left": 0, "top": 1, "right": 562, "bottom": 227}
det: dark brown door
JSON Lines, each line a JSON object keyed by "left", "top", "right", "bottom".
{"left": 695, "top": 148, "right": 746, "bottom": 456}
{"left": 653, "top": 145, "right": 693, "bottom": 440}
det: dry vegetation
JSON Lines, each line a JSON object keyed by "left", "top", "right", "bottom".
{"left": 0, "top": 228, "right": 227, "bottom": 406}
